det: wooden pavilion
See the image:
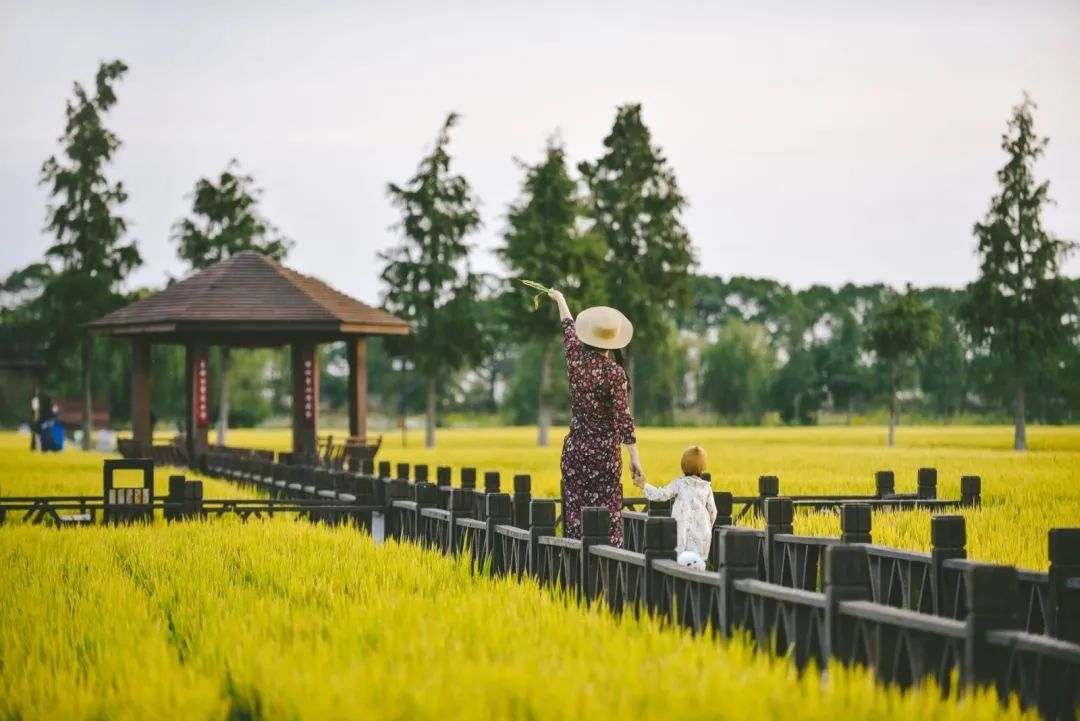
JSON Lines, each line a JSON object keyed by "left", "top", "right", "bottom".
{"left": 87, "top": 252, "right": 409, "bottom": 462}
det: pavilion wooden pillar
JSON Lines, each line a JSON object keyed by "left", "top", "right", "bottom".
{"left": 185, "top": 341, "right": 210, "bottom": 462}
{"left": 131, "top": 337, "right": 152, "bottom": 456}
{"left": 291, "top": 342, "right": 318, "bottom": 457}
{"left": 347, "top": 337, "right": 368, "bottom": 440}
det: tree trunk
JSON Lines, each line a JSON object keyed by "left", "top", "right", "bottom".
{"left": 537, "top": 338, "right": 554, "bottom": 447}
{"left": 846, "top": 398, "right": 853, "bottom": 426}
{"left": 425, "top": 375, "right": 436, "bottom": 449}
{"left": 887, "top": 369, "right": 897, "bottom": 448}
{"left": 217, "top": 347, "right": 230, "bottom": 446}
{"left": 82, "top": 337, "right": 92, "bottom": 451}
{"left": 1014, "top": 379, "right": 1027, "bottom": 451}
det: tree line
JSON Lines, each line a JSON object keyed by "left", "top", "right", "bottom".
{"left": 1, "top": 61, "right": 1075, "bottom": 451}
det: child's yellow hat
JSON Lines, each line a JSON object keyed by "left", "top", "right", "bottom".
{"left": 681, "top": 445, "right": 707, "bottom": 476}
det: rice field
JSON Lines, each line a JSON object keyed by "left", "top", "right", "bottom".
{"left": 0, "top": 425, "right": 1075, "bottom": 720}
{"left": 226, "top": 425, "right": 1079, "bottom": 570}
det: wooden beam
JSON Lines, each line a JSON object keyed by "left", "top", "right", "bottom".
{"left": 347, "top": 337, "right": 368, "bottom": 440}
{"left": 291, "top": 342, "right": 318, "bottom": 457}
{"left": 131, "top": 338, "right": 152, "bottom": 456}
{"left": 185, "top": 342, "right": 210, "bottom": 462}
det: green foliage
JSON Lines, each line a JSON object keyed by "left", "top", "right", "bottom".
{"left": 380, "top": 113, "right": 487, "bottom": 444}
{"left": 500, "top": 137, "right": 606, "bottom": 336}
{"left": 579, "top": 104, "right": 695, "bottom": 346}
{"left": 38, "top": 59, "right": 141, "bottom": 359}
{"left": 701, "top": 319, "right": 776, "bottom": 423}
{"left": 868, "top": 286, "right": 940, "bottom": 374}
{"left": 960, "top": 95, "right": 1076, "bottom": 446}
{"left": 172, "top": 159, "right": 292, "bottom": 269}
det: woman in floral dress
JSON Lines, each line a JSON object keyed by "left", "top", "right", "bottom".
{"left": 547, "top": 290, "right": 644, "bottom": 546}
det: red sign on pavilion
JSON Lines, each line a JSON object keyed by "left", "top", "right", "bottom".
{"left": 195, "top": 356, "right": 210, "bottom": 427}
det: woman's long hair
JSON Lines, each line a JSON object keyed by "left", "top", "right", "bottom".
{"left": 613, "top": 348, "right": 632, "bottom": 393}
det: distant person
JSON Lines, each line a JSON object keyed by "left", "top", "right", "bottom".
{"left": 634, "top": 445, "right": 717, "bottom": 569}
{"left": 544, "top": 289, "right": 643, "bottom": 546}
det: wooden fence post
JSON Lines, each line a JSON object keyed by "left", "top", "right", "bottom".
{"left": 709, "top": 492, "right": 734, "bottom": 569}
{"left": 529, "top": 500, "right": 557, "bottom": 576}
{"left": 1048, "top": 528, "right": 1080, "bottom": 642}
{"left": 166, "top": 474, "right": 185, "bottom": 522}
{"left": 875, "top": 470, "right": 895, "bottom": 498}
{"left": 486, "top": 493, "right": 512, "bottom": 575}
{"left": 840, "top": 503, "right": 871, "bottom": 543}
{"left": 378, "top": 461, "right": 391, "bottom": 479}
{"left": 764, "top": 497, "right": 793, "bottom": 583}
{"left": 415, "top": 483, "right": 440, "bottom": 545}
{"left": 512, "top": 475, "right": 531, "bottom": 529}
{"left": 757, "top": 475, "right": 779, "bottom": 517}
{"left": 931, "top": 515, "right": 967, "bottom": 616}
{"left": 460, "top": 467, "right": 477, "bottom": 516}
{"left": 580, "top": 507, "right": 610, "bottom": 602}
{"left": 823, "top": 544, "right": 871, "bottom": 663}
{"left": 963, "top": 563, "right": 1018, "bottom": 693}
{"left": 961, "top": 475, "right": 981, "bottom": 508}
{"left": 396, "top": 463, "right": 410, "bottom": 483}
{"left": 447, "top": 488, "right": 470, "bottom": 554}
{"left": 644, "top": 517, "right": 678, "bottom": 613}
{"left": 716, "top": 527, "right": 760, "bottom": 636}
{"left": 918, "top": 467, "right": 938, "bottom": 500}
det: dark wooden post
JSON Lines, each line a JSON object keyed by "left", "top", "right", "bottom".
{"left": 378, "top": 461, "right": 391, "bottom": 479}
{"left": 875, "top": 470, "right": 895, "bottom": 498}
{"left": 512, "top": 474, "right": 531, "bottom": 529}
{"left": 823, "top": 544, "right": 871, "bottom": 663}
{"left": 460, "top": 467, "right": 477, "bottom": 516}
{"left": 528, "top": 500, "right": 557, "bottom": 576}
{"left": 757, "top": 475, "right": 779, "bottom": 517}
{"left": 414, "top": 464, "right": 429, "bottom": 483}
{"left": 931, "top": 515, "right": 967, "bottom": 617}
{"left": 840, "top": 503, "right": 871, "bottom": 543}
{"left": 436, "top": 466, "right": 451, "bottom": 487}
{"left": 385, "top": 478, "right": 411, "bottom": 540}
{"left": 716, "top": 527, "right": 760, "bottom": 636}
{"left": 1048, "top": 528, "right": 1080, "bottom": 642}
{"left": 446, "top": 488, "right": 470, "bottom": 554}
{"left": 644, "top": 516, "right": 678, "bottom": 613}
{"left": 917, "top": 467, "right": 937, "bottom": 500}
{"left": 963, "top": 563, "right": 1018, "bottom": 691}
{"left": 184, "top": 341, "right": 210, "bottom": 464}
{"left": 960, "top": 475, "right": 981, "bottom": 508}
{"left": 290, "top": 342, "right": 318, "bottom": 458}
{"left": 474, "top": 471, "right": 500, "bottom": 521}
{"left": 396, "top": 463, "right": 410, "bottom": 483}
{"left": 763, "top": 497, "right": 793, "bottom": 583}
{"left": 346, "top": 337, "right": 368, "bottom": 442}
{"left": 580, "top": 507, "right": 610, "bottom": 602}
{"left": 165, "top": 474, "right": 185, "bottom": 521}
{"left": 709, "top": 491, "right": 734, "bottom": 569}
{"left": 415, "top": 482, "right": 440, "bottom": 545}
{"left": 485, "top": 493, "right": 512, "bottom": 575}
{"left": 131, "top": 337, "right": 152, "bottom": 457}
{"left": 713, "top": 491, "right": 733, "bottom": 527}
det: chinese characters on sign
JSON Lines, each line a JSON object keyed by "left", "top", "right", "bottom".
{"left": 302, "top": 351, "right": 315, "bottom": 427}
{"left": 195, "top": 356, "right": 210, "bottom": 427}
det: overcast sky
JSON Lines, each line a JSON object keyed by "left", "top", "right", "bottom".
{"left": 2, "top": 0, "right": 1078, "bottom": 308}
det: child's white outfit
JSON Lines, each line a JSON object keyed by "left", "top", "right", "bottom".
{"left": 642, "top": 475, "right": 717, "bottom": 559}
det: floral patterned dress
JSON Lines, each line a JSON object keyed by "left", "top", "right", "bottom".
{"left": 560, "top": 318, "right": 636, "bottom": 546}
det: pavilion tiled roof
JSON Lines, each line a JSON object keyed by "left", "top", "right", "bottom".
{"left": 88, "top": 252, "right": 409, "bottom": 337}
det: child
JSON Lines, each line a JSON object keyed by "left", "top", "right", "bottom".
{"left": 633, "top": 445, "right": 717, "bottom": 569}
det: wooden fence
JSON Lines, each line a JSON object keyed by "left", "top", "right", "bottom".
{"left": 196, "top": 450, "right": 1078, "bottom": 721}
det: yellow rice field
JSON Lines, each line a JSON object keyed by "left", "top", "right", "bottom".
{"left": 223, "top": 425, "right": 1080, "bottom": 570}
{"left": 0, "top": 426, "right": 1075, "bottom": 720}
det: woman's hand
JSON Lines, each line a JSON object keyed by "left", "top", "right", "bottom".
{"left": 631, "top": 472, "right": 645, "bottom": 489}
{"left": 548, "top": 289, "right": 572, "bottom": 321}
{"left": 631, "top": 459, "right": 645, "bottom": 485}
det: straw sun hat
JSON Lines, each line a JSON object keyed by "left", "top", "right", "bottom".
{"left": 575, "top": 306, "right": 633, "bottom": 350}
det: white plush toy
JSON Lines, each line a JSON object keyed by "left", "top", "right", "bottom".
{"left": 677, "top": 550, "right": 706, "bottom": 571}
